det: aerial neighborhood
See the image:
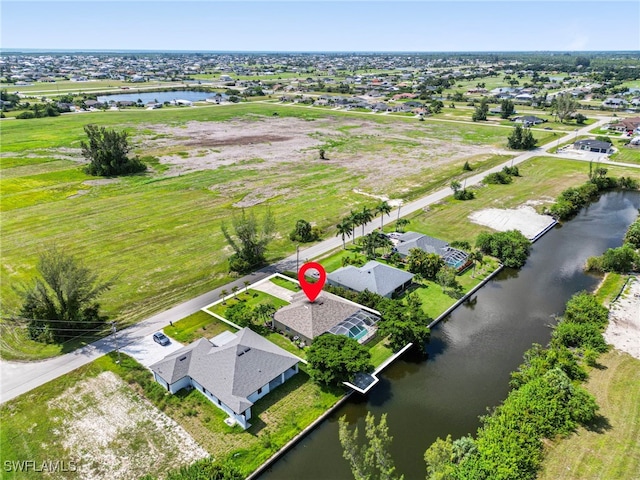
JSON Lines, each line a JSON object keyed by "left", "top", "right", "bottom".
{"left": 1, "top": 34, "right": 640, "bottom": 480}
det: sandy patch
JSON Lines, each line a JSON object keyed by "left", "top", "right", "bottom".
{"left": 353, "top": 189, "right": 403, "bottom": 207}
{"left": 605, "top": 276, "right": 640, "bottom": 359}
{"left": 68, "top": 189, "right": 89, "bottom": 198}
{"left": 47, "top": 371, "right": 207, "bottom": 480}
{"left": 468, "top": 205, "right": 557, "bottom": 240}
{"left": 83, "top": 178, "right": 120, "bottom": 186}
{"left": 138, "top": 117, "right": 512, "bottom": 192}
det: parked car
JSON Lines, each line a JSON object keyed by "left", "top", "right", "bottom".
{"left": 153, "top": 332, "right": 170, "bottom": 346}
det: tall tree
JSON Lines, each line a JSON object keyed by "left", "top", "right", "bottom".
{"left": 468, "top": 250, "right": 484, "bottom": 278}
{"left": 336, "top": 219, "right": 353, "bottom": 249}
{"left": 377, "top": 294, "right": 431, "bottom": 351}
{"left": 375, "top": 201, "right": 392, "bottom": 231}
{"left": 349, "top": 210, "right": 362, "bottom": 243}
{"left": 221, "top": 208, "right": 275, "bottom": 273}
{"left": 552, "top": 92, "right": 578, "bottom": 123}
{"left": 500, "top": 99, "right": 515, "bottom": 119}
{"left": 339, "top": 412, "right": 404, "bottom": 480}
{"left": 307, "top": 334, "right": 372, "bottom": 386}
{"left": 81, "top": 124, "right": 146, "bottom": 176}
{"left": 19, "top": 247, "right": 113, "bottom": 343}
{"left": 472, "top": 97, "right": 489, "bottom": 121}
{"left": 360, "top": 206, "right": 374, "bottom": 238}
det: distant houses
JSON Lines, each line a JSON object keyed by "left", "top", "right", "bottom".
{"left": 150, "top": 328, "right": 300, "bottom": 430}
{"left": 272, "top": 291, "right": 380, "bottom": 345}
{"left": 327, "top": 260, "right": 414, "bottom": 298}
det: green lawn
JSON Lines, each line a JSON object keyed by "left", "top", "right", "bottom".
{"left": 397, "top": 156, "right": 640, "bottom": 245}
{"left": 609, "top": 145, "right": 640, "bottom": 165}
{"left": 594, "top": 273, "right": 627, "bottom": 307}
{"left": 163, "top": 311, "right": 231, "bottom": 344}
{"left": 207, "top": 290, "right": 288, "bottom": 318}
{"left": 538, "top": 350, "right": 640, "bottom": 480}
{"left": 269, "top": 275, "right": 301, "bottom": 292}
{"left": 367, "top": 336, "right": 394, "bottom": 368}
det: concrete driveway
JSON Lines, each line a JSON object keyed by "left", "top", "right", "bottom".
{"left": 121, "top": 333, "right": 184, "bottom": 368}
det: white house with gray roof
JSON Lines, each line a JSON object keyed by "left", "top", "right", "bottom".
{"left": 149, "top": 328, "right": 300, "bottom": 429}
{"left": 327, "top": 260, "right": 414, "bottom": 298}
{"left": 393, "top": 231, "right": 471, "bottom": 271}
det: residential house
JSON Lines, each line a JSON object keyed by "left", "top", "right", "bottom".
{"left": 150, "top": 328, "right": 300, "bottom": 430}
{"left": 602, "top": 98, "right": 628, "bottom": 109}
{"left": 393, "top": 231, "right": 471, "bottom": 271}
{"left": 327, "top": 260, "right": 414, "bottom": 298}
{"left": 609, "top": 117, "right": 640, "bottom": 134}
{"left": 272, "top": 291, "right": 380, "bottom": 345}
{"left": 513, "top": 115, "right": 545, "bottom": 126}
{"left": 573, "top": 139, "right": 613, "bottom": 154}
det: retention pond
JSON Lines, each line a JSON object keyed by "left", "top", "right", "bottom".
{"left": 258, "top": 190, "right": 640, "bottom": 480}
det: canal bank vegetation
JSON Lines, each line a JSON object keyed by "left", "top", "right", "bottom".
{"left": 585, "top": 214, "right": 640, "bottom": 273}
{"left": 423, "top": 291, "right": 611, "bottom": 480}
{"left": 546, "top": 167, "right": 639, "bottom": 221}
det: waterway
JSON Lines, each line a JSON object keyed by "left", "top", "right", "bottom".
{"left": 259, "top": 190, "right": 640, "bottom": 480}
{"left": 96, "top": 90, "right": 225, "bottom": 104}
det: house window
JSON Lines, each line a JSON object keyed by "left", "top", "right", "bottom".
{"left": 257, "top": 387, "right": 263, "bottom": 394}
{"left": 285, "top": 327, "right": 290, "bottom": 332}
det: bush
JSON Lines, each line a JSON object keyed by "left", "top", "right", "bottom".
{"left": 483, "top": 171, "right": 512, "bottom": 185}
{"left": 16, "top": 111, "right": 35, "bottom": 119}
{"left": 476, "top": 230, "right": 531, "bottom": 268}
{"left": 306, "top": 334, "right": 372, "bottom": 386}
{"left": 454, "top": 189, "right": 475, "bottom": 200}
{"left": 81, "top": 125, "right": 147, "bottom": 177}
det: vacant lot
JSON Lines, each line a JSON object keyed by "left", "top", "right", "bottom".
{"left": 0, "top": 365, "right": 207, "bottom": 479}
{"left": 538, "top": 350, "right": 640, "bottom": 480}
{"left": 0, "top": 103, "right": 521, "bottom": 359}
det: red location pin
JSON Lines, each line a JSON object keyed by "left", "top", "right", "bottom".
{"left": 298, "top": 262, "right": 326, "bottom": 303}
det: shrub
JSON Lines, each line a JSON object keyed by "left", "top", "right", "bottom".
{"left": 476, "top": 230, "right": 531, "bottom": 268}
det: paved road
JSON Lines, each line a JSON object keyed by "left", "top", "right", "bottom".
{"left": 0, "top": 116, "right": 628, "bottom": 403}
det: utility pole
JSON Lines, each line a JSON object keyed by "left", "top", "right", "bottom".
{"left": 296, "top": 245, "right": 300, "bottom": 272}
{"left": 111, "top": 321, "right": 120, "bottom": 364}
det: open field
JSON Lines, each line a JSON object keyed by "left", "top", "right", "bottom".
{"left": 397, "top": 157, "right": 640, "bottom": 245}
{"left": 538, "top": 350, "right": 640, "bottom": 480}
{"left": 0, "top": 103, "right": 529, "bottom": 359}
{"left": 0, "top": 357, "right": 207, "bottom": 479}
{"left": 0, "top": 80, "right": 187, "bottom": 95}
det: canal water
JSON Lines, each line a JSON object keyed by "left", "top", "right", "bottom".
{"left": 259, "top": 190, "right": 640, "bottom": 480}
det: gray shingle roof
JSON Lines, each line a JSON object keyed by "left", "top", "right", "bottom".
{"left": 394, "top": 231, "right": 449, "bottom": 257}
{"left": 327, "top": 260, "right": 414, "bottom": 297}
{"left": 150, "top": 328, "right": 299, "bottom": 414}
{"left": 574, "top": 139, "right": 612, "bottom": 150}
{"left": 273, "top": 291, "right": 362, "bottom": 340}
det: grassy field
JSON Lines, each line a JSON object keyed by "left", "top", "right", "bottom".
{"left": 0, "top": 102, "right": 529, "bottom": 359}
{"left": 397, "top": 156, "right": 640, "bottom": 245}
{"left": 163, "top": 310, "right": 230, "bottom": 343}
{"left": 609, "top": 145, "right": 640, "bottom": 165}
{"left": 538, "top": 350, "right": 640, "bottom": 480}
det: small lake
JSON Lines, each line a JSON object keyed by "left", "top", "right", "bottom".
{"left": 259, "top": 190, "right": 640, "bottom": 480}
{"left": 96, "top": 90, "right": 226, "bottom": 104}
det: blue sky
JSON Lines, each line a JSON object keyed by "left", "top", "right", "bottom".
{"left": 2, "top": 1, "right": 639, "bottom": 52}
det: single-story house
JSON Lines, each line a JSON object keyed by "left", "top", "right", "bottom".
{"left": 574, "top": 139, "right": 613, "bottom": 154}
{"left": 150, "top": 328, "right": 300, "bottom": 430}
{"left": 609, "top": 117, "right": 640, "bottom": 134}
{"left": 393, "top": 231, "right": 471, "bottom": 271}
{"left": 602, "top": 98, "right": 628, "bottom": 108}
{"left": 272, "top": 291, "right": 380, "bottom": 345}
{"left": 327, "top": 260, "right": 414, "bottom": 298}
{"left": 513, "top": 115, "right": 545, "bottom": 126}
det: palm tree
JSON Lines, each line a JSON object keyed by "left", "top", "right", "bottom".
{"left": 468, "top": 250, "right": 484, "bottom": 278}
{"left": 360, "top": 206, "right": 374, "bottom": 238}
{"left": 349, "top": 210, "right": 362, "bottom": 243}
{"left": 243, "top": 280, "right": 250, "bottom": 294}
{"left": 395, "top": 218, "right": 409, "bottom": 233}
{"left": 335, "top": 219, "right": 352, "bottom": 249}
{"left": 220, "top": 289, "right": 228, "bottom": 304}
{"left": 231, "top": 285, "right": 240, "bottom": 299}
{"left": 375, "top": 201, "right": 392, "bottom": 231}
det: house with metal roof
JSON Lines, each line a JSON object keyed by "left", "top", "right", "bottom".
{"left": 272, "top": 291, "right": 380, "bottom": 346}
{"left": 393, "top": 231, "right": 471, "bottom": 271}
{"left": 149, "top": 328, "right": 300, "bottom": 430}
{"left": 327, "top": 260, "right": 414, "bottom": 298}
